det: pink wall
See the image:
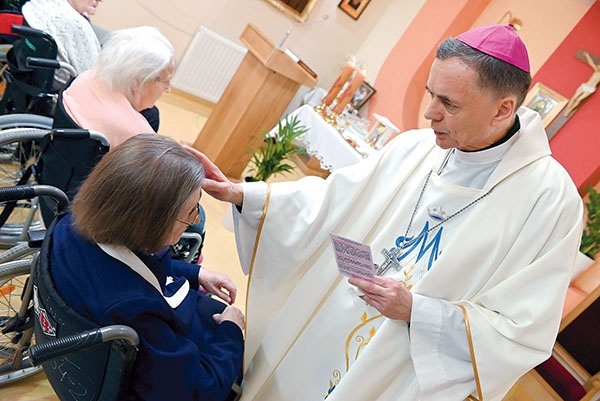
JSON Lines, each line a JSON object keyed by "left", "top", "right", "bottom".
{"left": 370, "top": 0, "right": 599, "bottom": 194}
{"left": 536, "top": 2, "right": 600, "bottom": 194}
{"left": 369, "top": 0, "right": 491, "bottom": 132}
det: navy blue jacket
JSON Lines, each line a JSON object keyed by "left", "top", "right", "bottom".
{"left": 50, "top": 213, "right": 244, "bottom": 401}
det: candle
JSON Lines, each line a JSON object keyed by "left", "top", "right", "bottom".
{"left": 332, "top": 69, "right": 365, "bottom": 114}
{"left": 322, "top": 62, "right": 355, "bottom": 106}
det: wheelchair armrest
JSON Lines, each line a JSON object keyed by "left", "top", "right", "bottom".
{"left": 0, "top": 185, "right": 69, "bottom": 211}
{"left": 27, "top": 324, "right": 139, "bottom": 366}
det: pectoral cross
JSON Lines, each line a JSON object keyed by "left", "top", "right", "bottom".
{"left": 375, "top": 247, "right": 402, "bottom": 276}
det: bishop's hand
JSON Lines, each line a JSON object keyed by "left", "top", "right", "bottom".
{"left": 184, "top": 145, "right": 244, "bottom": 206}
{"left": 349, "top": 275, "right": 412, "bottom": 321}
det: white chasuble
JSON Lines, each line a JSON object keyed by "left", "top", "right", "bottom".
{"left": 233, "top": 108, "right": 583, "bottom": 401}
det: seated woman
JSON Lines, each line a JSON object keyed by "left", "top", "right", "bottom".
{"left": 22, "top": 0, "right": 101, "bottom": 87}
{"left": 47, "top": 25, "right": 203, "bottom": 262}
{"left": 49, "top": 134, "right": 244, "bottom": 401}
{"left": 55, "top": 25, "right": 172, "bottom": 147}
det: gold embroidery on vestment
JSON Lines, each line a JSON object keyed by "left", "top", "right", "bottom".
{"left": 324, "top": 272, "right": 412, "bottom": 398}
{"left": 401, "top": 263, "right": 416, "bottom": 289}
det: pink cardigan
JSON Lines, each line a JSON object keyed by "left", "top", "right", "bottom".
{"left": 62, "top": 69, "right": 154, "bottom": 148}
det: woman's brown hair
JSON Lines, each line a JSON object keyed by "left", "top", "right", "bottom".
{"left": 72, "top": 134, "right": 205, "bottom": 253}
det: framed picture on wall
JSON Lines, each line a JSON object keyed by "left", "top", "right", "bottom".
{"left": 524, "top": 82, "right": 568, "bottom": 128}
{"left": 338, "top": 0, "right": 372, "bottom": 20}
{"left": 350, "top": 81, "right": 376, "bottom": 111}
{"left": 264, "top": 0, "right": 320, "bottom": 22}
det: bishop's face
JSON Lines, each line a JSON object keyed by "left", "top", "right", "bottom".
{"left": 423, "top": 57, "right": 503, "bottom": 151}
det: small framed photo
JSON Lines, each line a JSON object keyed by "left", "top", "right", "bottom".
{"left": 338, "top": 0, "right": 372, "bottom": 20}
{"left": 350, "top": 81, "right": 376, "bottom": 111}
{"left": 524, "top": 82, "right": 568, "bottom": 128}
{"left": 264, "top": 0, "right": 321, "bottom": 22}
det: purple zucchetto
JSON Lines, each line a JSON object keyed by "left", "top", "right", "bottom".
{"left": 456, "top": 24, "right": 530, "bottom": 73}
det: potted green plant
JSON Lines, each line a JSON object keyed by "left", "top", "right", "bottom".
{"left": 580, "top": 187, "right": 600, "bottom": 259}
{"left": 247, "top": 114, "right": 308, "bottom": 182}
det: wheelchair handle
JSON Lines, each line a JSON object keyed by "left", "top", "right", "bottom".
{"left": 0, "top": 185, "right": 69, "bottom": 211}
{"left": 11, "top": 24, "right": 52, "bottom": 38}
{"left": 28, "top": 325, "right": 139, "bottom": 366}
{"left": 50, "top": 129, "right": 111, "bottom": 147}
{"left": 26, "top": 57, "right": 78, "bottom": 79}
{"left": 26, "top": 57, "right": 60, "bottom": 70}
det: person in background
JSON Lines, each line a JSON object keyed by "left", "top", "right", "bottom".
{"left": 23, "top": 0, "right": 162, "bottom": 129}
{"left": 193, "top": 24, "right": 583, "bottom": 400}
{"left": 54, "top": 25, "right": 172, "bottom": 148}
{"left": 49, "top": 134, "right": 244, "bottom": 401}
{"left": 22, "top": 0, "right": 101, "bottom": 87}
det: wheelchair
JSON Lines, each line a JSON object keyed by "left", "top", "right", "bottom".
{"left": 0, "top": 184, "right": 69, "bottom": 385}
{"left": 0, "top": 113, "right": 52, "bottom": 246}
{"left": 31, "top": 210, "right": 139, "bottom": 400}
{"left": 0, "top": 184, "right": 139, "bottom": 399}
{"left": 0, "top": 113, "right": 104, "bottom": 247}
{"left": 0, "top": 24, "right": 71, "bottom": 117}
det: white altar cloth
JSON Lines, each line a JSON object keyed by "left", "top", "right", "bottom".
{"left": 271, "top": 105, "right": 374, "bottom": 171}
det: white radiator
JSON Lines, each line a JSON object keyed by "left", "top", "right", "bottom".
{"left": 172, "top": 26, "right": 247, "bottom": 103}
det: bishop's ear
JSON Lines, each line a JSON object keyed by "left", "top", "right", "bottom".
{"left": 493, "top": 95, "right": 517, "bottom": 125}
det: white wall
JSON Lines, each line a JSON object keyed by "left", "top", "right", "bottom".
{"left": 92, "top": 0, "right": 417, "bottom": 90}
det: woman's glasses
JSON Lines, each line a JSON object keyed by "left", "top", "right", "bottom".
{"left": 177, "top": 204, "right": 201, "bottom": 228}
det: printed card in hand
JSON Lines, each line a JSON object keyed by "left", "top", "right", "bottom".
{"left": 329, "top": 233, "right": 375, "bottom": 281}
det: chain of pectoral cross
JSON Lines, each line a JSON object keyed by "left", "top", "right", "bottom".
{"left": 375, "top": 169, "right": 495, "bottom": 276}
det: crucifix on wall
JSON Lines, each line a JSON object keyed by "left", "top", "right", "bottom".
{"left": 563, "top": 50, "right": 600, "bottom": 117}
{"left": 545, "top": 49, "right": 600, "bottom": 138}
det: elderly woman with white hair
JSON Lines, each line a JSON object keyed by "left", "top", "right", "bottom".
{"left": 54, "top": 25, "right": 174, "bottom": 147}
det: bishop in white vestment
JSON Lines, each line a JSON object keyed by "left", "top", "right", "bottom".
{"left": 230, "top": 106, "right": 582, "bottom": 401}
{"left": 195, "top": 24, "right": 584, "bottom": 401}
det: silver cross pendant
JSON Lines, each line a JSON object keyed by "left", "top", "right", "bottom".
{"left": 375, "top": 247, "right": 403, "bottom": 276}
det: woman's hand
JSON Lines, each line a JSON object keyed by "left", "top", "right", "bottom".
{"left": 198, "top": 268, "right": 237, "bottom": 304}
{"left": 184, "top": 145, "right": 244, "bottom": 206}
{"left": 348, "top": 276, "right": 413, "bottom": 321}
{"left": 213, "top": 305, "right": 245, "bottom": 331}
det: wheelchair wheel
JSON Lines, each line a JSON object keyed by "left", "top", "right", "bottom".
{"left": 0, "top": 242, "right": 36, "bottom": 264}
{"left": 0, "top": 114, "right": 52, "bottom": 246}
{"left": 0, "top": 259, "right": 42, "bottom": 385}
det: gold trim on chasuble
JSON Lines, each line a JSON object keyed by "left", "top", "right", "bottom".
{"left": 458, "top": 304, "right": 483, "bottom": 401}
{"left": 247, "top": 184, "right": 271, "bottom": 281}
{"left": 243, "top": 184, "right": 271, "bottom": 369}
